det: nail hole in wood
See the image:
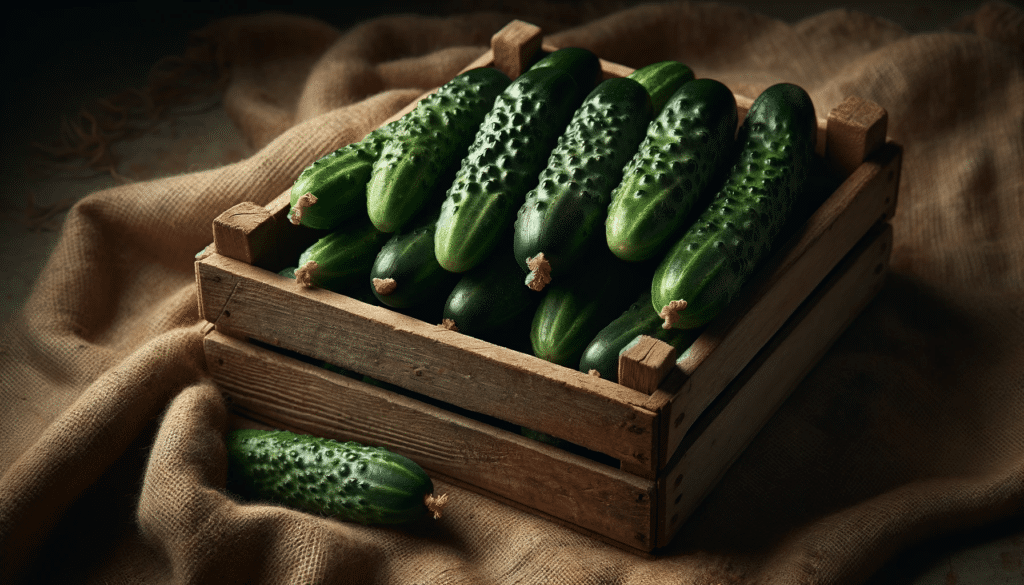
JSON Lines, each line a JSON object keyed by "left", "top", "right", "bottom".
{"left": 671, "top": 513, "right": 680, "bottom": 526}
{"left": 674, "top": 493, "right": 682, "bottom": 505}
{"left": 224, "top": 310, "right": 231, "bottom": 317}
{"left": 887, "top": 169, "right": 895, "bottom": 182}
{"left": 674, "top": 411, "right": 685, "bottom": 428}
{"left": 674, "top": 474, "right": 682, "bottom": 489}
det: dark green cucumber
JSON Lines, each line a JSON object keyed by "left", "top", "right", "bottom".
{"left": 529, "top": 251, "right": 650, "bottom": 368}
{"left": 295, "top": 216, "right": 390, "bottom": 296}
{"left": 278, "top": 266, "right": 297, "bottom": 279}
{"left": 652, "top": 82, "right": 818, "bottom": 330}
{"left": 626, "top": 60, "right": 695, "bottom": 115}
{"left": 226, "top": 429, "right": 447, "bottom": 525}
{"left": 526, "top": 47, "right": 601, "bottom": 96}
{"left": 513, "top": 77, "right": 653, "bottom": 291}
{"left": 606, "top": 78, "right": 738, "bottom": 263}
{"left": 288, "top": 122, "right": 399, "bottom": 231}
{"left": 434, "top": 67, "right": 587, "bottom": 273}
{"left": 370, "top": 210, "right": 459, "bottom": 310}
{"left": 442, "top": 243, "right": 541, "bottom": 351}
{"left": 578, "top": 290, "right": 701, "bottom": 382}
{"left": 366, "top": 67, "right": 511, "bottom": 233}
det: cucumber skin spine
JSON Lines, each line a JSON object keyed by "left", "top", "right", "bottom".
{"left": 578, "top": 291, "right": 700, "bottom": 382}
{"left": 365, "top": 67, "right": 511, "bottom": 234}
{"left": 627, "top": 60, "right": 695, "bottom": 115}
{"left": 606, "top": 78, "right": 739, "bottom": 263}
{"left": 652, "top": 82, "right": 818, "bottom": 330}
{"left": 513, "top": 77, "right": 654, "bottom": 288}
{"left": 288, "top": 123, "right": 398, "bottom": 231}
{"left": 226, "top": 429, "right": 434, "bottom": 525}
{"left": 433, "top": 67, "right": 585, "bottom": 274}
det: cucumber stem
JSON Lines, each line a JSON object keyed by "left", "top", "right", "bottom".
{"left": 295, "top": 260, "right": 319, "bottom": 288}
{"left": 659, "top": 299, "right": 688, "bottom": 329}
{"left": 588, "top": 369, "right": 601, "bottom": 377}
{"left": 425, "top": 492, "right": 450, "bottom": 519}
{"left": 525, "top": 253, "right": 552, "bottom": 291}
{"left": 289, "top": 192, "right": 318, "bottom": 225}
{"left": 440, "top": 318, "right": 459, "bottom": 332}
{"left": 373, "top": 277, "right": 397, "bottom": 295}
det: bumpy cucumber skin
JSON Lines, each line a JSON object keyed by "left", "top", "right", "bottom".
{"left": 442, "top": 244, "right": 541, "bottom": 350}
{"left": 289, "top": 123, "right": 398, "bottom": 231}
{"left": 513, "top": 77, "right": 653, "bottom": 287}
{"left": 370, "top": 213, "right": 458, "bottom": 309}
{"left": 578, "top": 291, "right": 700, "bottom": 382}
{"left": 226, "top": 429, "right": 434, "bottom": 525}
{"left": 297, "top": 217, "right": 390, "bottom": 295}
{"left": 652, "top": 82, "right": 818, "bottom": 330}
{"left": 606, "top": 78, "right": 738, "bottom": 263}
{"left": 366, "top": 68, "right": 511, "bottom": 234}
{"left": 626, "top": 60, "right": 695, "bottom": 115}
{"left": 529, "top": 252, "right": 648, "bottom": 368}
{"left": 434, "top": 68, "right": 584, "bottom": 273}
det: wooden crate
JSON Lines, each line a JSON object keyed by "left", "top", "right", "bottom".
{"left": 194, "top": 20, "right": 902, "bottom": 553}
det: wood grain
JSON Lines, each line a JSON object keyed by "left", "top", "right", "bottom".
{"left": 656, "top": 222, "right": 892, "bottom": 547}
{"left": 207, "top": 329, "right": 656, "bottom": 549}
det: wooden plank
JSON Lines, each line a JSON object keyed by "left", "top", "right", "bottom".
{"left": 492, "top": 20, "right": 543, "bottom": 80}
{"left": 655, "top": 221, "right": 893, "bottom": 547}
{"left": 207, "top": 330, "right": 655, "bottom": 549}
{"left": 827, "top": 96, "right": 889, "bottom": 177}
{"left": 618, "top": 336, "right": 678, "bottom": 396}
{"left": 196, "top": 254, "right": 658, "bottom": 468}
{"left": 653, "top": 141, "right": 901, "bottom": 469}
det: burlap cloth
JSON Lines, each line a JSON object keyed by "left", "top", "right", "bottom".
{"left": 2, "top": 1, "right": 1022, "bottom": 583}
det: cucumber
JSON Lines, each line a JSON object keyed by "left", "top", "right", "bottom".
{"left": 288, "top": 122, "right": 399, "bottom": 231}
{"left": 442, "top": 243, "right": 541, "bottom": 351}
{"left": 606, "top": 78, "right": 738, "bottom": 262}
{"left": 652, "top": 82, "right": 818, "bottom": 330}
{"left": 626, "top": 60, "right": 694, "bottom": 114}
{"left": 226, "top": 429, "right": 447, "bottom": 525}
{"left": 370, "top": 210, "right": 459, "bottom": 310}
{"left": 434, "top": 67, "right": 587, "bottom": 273}
{"left": 294, "top": 216, "right": 390, "bottom": 296}
{"left": 525, "top": 47, "right": 601, "bottom": 95}
{"left": 578, "top": 290, "right": 701, "bottom": 382}
{"left": 529, "top": 251, "right": 650, "bottom": 368}
{"left": 366, "top": 67, "right": 511, "bottom": 233}
{"left": 513, "top": 77, "right": 653, "bottom": 291}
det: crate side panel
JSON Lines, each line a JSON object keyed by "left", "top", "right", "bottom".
{"left": 196, "top": 255, "right": 658, "bottom": 467}
{"left": 658, "top": 142, "right": 901, "bottom": 467}
{"left": 207, "top": 330, "right": 655, "bottom": 548}
{"left": 656, "top": 222, "right": 892, "bottom": 548}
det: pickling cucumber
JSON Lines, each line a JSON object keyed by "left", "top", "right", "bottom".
{"left": 513, "top": 76, "right": 653, "bottom": 291}
{"left": 652, "top": 82, "right": 818, "bottom": 330}
{"left": 288, "top": 122, "right": 399, "bottom": 231}
{"left": 578, "top": 290, "right": 701, "bottom": 382}
{"left": 226, "top": 429, "right": 448, "bottom": 525}
{"left": 370, "top": 210, "right": 458, "bottom": 310}
{"left": 365, "top": 67, "right": 511, "bottom": 233}
{"left": 294, "top": 216, "right": 390, "bottom": 296}
{"left": 606, "top": 78, "right": 738, "bottom": 262}
{"left": 433, "top": 67, "right": 587, "bottom": 273}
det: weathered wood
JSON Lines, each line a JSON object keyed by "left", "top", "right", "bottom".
{"left": 208, "top": 330, "right": 655, "bottom": 549}
{"left": 619, "top": 336, "right": 677, "bottom": 396}
{"left": 656, "top": 221, "right": 892, "bottom": 547}
{"left": 212, "top": 202, "right": 275, "bottom": 265}
{"left": 196, "top": 254, "right": 658, "bottom": 468}
{"left": 827, "top": 95, "right": 889, "bottom": 177}
{"left": 653, "top": 141, "right": 901, "bottom": 470}
{"left": 492, "top": 20, "right": 543, "bottom": 80}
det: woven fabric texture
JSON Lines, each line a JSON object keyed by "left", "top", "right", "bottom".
{"left": 1, "top": 2, "right": 1022, "bottom": 583}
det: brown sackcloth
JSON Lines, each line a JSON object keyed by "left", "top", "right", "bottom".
{"left": 2, "top": 2, "right": 1023, "bottom": 583}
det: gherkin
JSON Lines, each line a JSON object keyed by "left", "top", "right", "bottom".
{"left": 606, "top": 78, "right": 739, "bottom": 263}
{"left": 226, "top": 429, "right": 445, "bottom": 525}
{"left": 366, "top": 67, "right": 511, "bottom": 233}
{"left": 652, "top": 82, "right": 818, "bottom": 330}
{"left": 513, "top": 76, "right": 654, "bottom": 291}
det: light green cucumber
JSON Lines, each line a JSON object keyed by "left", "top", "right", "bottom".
{"left": 626, "top": 60, "right": 695, "bottom": 114}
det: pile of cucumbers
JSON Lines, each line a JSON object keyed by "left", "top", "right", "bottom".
{"left": 282, "top": 46, "right": 819, "bottom": 383}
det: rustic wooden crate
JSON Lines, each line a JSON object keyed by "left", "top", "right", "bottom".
{"left": 194, "top": 20, "right": 902, "bottom": 553}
